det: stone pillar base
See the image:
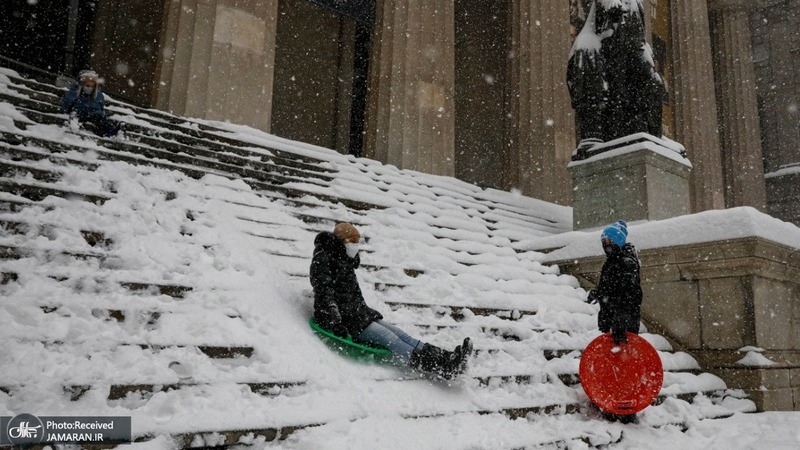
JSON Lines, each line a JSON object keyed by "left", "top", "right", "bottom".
{"left": 567, "top": 134, "right": 692, "bottom": 230}
{"left": 696, "top": 350, "right": 800, "bottom": 411}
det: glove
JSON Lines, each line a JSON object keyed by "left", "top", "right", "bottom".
{"left": 330, "top": 323, "right": 349, "bottom": 339}
{"left": 586, "top": 290, "right": 599, "bottom": 304}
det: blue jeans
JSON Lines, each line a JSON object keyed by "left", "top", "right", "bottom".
{"left": 357, "top": 320, "right": 422, "bottom": 365}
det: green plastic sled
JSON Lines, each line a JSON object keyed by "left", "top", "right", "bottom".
{"left": 309, "top": 318, "right": 392, "bottom": 361}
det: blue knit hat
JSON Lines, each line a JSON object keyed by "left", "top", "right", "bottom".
{"left": 601, "top": 220, "right": 628, "bottom": 248}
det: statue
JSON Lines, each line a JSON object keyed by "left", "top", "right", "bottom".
{"left": 567, "top": 0, "right": 666, "bottom": 160}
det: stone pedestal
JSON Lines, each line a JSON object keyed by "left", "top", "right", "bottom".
{"left": 568, "top": 134, "right": 692, "bottom": 230}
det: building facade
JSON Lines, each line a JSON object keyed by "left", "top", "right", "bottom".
{"left": 1, "top": 0, "right": 798, "bottom": 224}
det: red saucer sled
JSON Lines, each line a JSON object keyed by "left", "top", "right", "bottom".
{"left": 579, "top": 332, "right": 664, "bottom": 416}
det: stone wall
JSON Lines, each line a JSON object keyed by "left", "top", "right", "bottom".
{"left": 552, "top": 236, "right": 800, "bottom": 411}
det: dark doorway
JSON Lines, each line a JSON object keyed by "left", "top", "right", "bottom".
{"left": 271, "top": 0, "right": 373, "bottom": 157}
{"left": 89, "top": 0, "right": 166, "bottom": 106}
{"left": 0, "top": 0, "right": 96, "bottom": 79}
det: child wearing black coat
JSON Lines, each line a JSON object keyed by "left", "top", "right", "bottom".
{"left": 587, "top": 220, "right": 643, "bottom": 345}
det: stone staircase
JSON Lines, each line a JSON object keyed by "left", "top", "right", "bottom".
{"left": 0, "top": 67, "right": 756, "bottom": 448}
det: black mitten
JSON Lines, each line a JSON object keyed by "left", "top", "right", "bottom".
{"left": 330, "top": 323, "right": 349, "bottom": 339}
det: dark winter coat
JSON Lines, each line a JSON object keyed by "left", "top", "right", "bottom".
{"left": 310, "top": 231, "right": 382, "bottom": 336}
{"left": 591, "top": 243, "right": 643, "bottom": 342}
{"left": 60, "top": 85, "right": 106, "bottom": 120}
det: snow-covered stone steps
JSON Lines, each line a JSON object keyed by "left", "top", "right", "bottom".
{"left": 1, "top": 133, "right": 536, "bottom": 268}
{"left": 3, "top": 71, "right": 571, "bottom": 235}
{"left": 114, "top": 124, "right": 334, "bottom": 179}
{"left": 334, "top": 158, "right": 567, "bottom": 228}
{"left": 0, "top": 160, "right": 121, "bottom": 217}
{"left": 281, "top": 412, "right": 620, "bottom": 449}
{"left": 1, "top": 125, "right": 328, "bottom": 195}
{"left": 1, "top": 96, "right": 341, "bottom": 202}
{"left": 222, "top": 205, "right": 570, "bottom": 272}
{"left": 132, "top": 391, "right": 747, "bottom": 449}
{"left": 386, "top": 297, "right": 592, "bottom": 324}
{"left": 0, "top": 242, "right": 106, "bottom": 263}
{"left": 0, "top": 125, "right": 327, "bottom": 196}
{"left": 276, "top": 254, "right": 572, "bottom": 295}
{"left": 1, "top": 127, "right": 230, "bottom": 182}
{"left": 0, "top": 216, "right": 112, "bottom": 247}
{"left": 259, "top": 231, "right": 569, "bottom": 277}
{"left": 0, "top": 106, "right": 557, "bottom": 242}
{"left": 0, "top": 176, "right": 110, "bottom": 204}
{"left": 121, "top": 131, "right": 331, "bottom": 181}
{"left": 0, "top": 158, "right": 63, "bottom": 184}
{"left": 0, "top": 140, "right": 100, "bottom": 171}
{"left": 464, "top": 347, "right": 717, "bottom": 404}
{"left": 0, "top": 271, "right": 192, "bottom": 301}
{"left": 473, "top": 350, "right": 699, "bottom": 379}
{"left": 289, "top": 284, "right": 591, "bottom": 331}
{"left": 470, "top": 370, "right": 728, "bottom": 412}
{"left": 0, "top": 381, "right": 308, "bottom": 403}
{"left": 117, "top": 380, "right": 581, "bottom": 441}
{"left": 216, "top": 167, "right": 521, "bottom": 259}
{"left": 0, "top": 79, "right": 60, "bottom": 103}
{"left": 1, "top": 341, "right": 306, "bottom": 384}
{"left": 15, "top": 307, "right": 250, "bottom": 343}
{"left": 385, "top": 300, "right": 539, "bottom": 321}
{"left": 296, "top": 284, "right": 587, "bottom": 328}
{"left": 10, "top": 366, "right": 594, "bottom": 446}
{"left": 0, "top": 91, "right": 58, "bottom": 116}
{"left": 110, "top": 381, "right": 308, "bottom": 401}
{"left": 323, "top": 166, "right": 567, "bottom": 238}
{"left": 0, "top": 192, "right": 34, "bottom": 212}
{"left": 0, "top": 237, "right": 198, "bottom": 295}
{"left": 236, "top": 210, "right": 539, "bottom": 268}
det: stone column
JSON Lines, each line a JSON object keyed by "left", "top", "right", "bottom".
{"left": 709, "top": 2, "right": 767, "bottom": 211}
{"left": 363, "top": 0, "right": 455, "bottom": 176}
{"left": 506, "top": 0, "right": 575, "bottom": 205}
{"left": 670, "top": 0, "right": 726, "bottom": 212}
{"left": 153, "top": 0, "right": 279, "bottom": 132}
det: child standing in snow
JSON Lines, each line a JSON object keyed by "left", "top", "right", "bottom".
{"left": 310, "top": 222, "right": 472, "bottom": 380}
{"left": 586, "top": 220, "right": 643, "bottom": 344}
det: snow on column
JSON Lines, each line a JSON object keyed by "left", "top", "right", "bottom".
{"left": 710, "top": 2, "right": 767, "bottom": 212}
{"left": 506, "top": 0, "right": 575, "bottom": 205}
{"left": 364, "top": 0, "right": 456, "bottom": 177}
{"left": 670, "top": 0, "right": 725, "bottom": 212}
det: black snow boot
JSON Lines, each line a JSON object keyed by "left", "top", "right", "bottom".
{"left": 602, "top": 412, "right": 638, "bottom": 424}
{"left": 409, "top": 344, "right": 449, "bottom": 377}
{"left": 450, "top": 337, "right": 473, "bottom": 375}
{"left": 409, "top": 338, "right": 473, "bottom": 381}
